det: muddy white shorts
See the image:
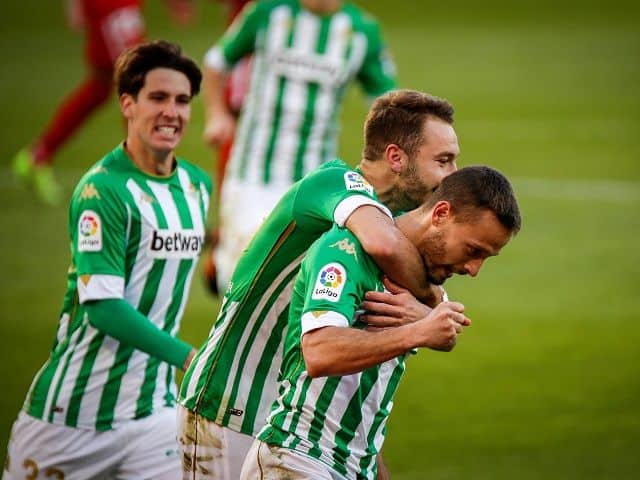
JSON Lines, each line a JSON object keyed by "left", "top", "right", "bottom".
{"left": 177, "top": 405, "right": 255, "bottom": 480}
{"left": 240, "top": 439, "right": 343, "bottom": 480}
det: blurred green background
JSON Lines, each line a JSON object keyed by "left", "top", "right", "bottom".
{"left": 1, "top": 0, "right": 639, "bottom": 478}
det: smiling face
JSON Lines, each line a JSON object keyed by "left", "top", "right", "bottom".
{"left": 120, "top": 67, "right": 192, "bottom": 162}
{"left": 418, "top": 204, "right": 512, "bottom": 285}
{"left": 390, "top": 117, "right": 460, "bottom": 212}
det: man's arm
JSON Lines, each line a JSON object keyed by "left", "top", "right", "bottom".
{"left": 345, "top": 205, "right": 443, "bottom": 306}
{"left": 302, "top": 302, "right": 469, "bottom": 378}
{"left": 85, "top": 299, "right": 196, "bottom": 371}
{"left": 202, "top": 65, "right": 236, "bottom": 147}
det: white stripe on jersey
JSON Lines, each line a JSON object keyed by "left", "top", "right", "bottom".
{"left": 300, "top": 372, "right": 364, "bottom": 459}
{"left": 218, "top": 252, "right": 305, "bottom": 429}
{"left": 181, "top": 298, "right": 240, "bottom": 402}
{"left": 227, "top": 52, "right": 265, "bottom": 180}
{"left": 125, "top": 179, "right": 159, "bottom": 309}
{"left": 269, "top": 10, "right": 319, "bottom": 186}
{"left": 228, "top": 278, "right": 295, "bottom": 432}
{"left": 244, "top": 5, "right": 291, "bottom": 185}
{"left": 39, "top": 316, "right": 84, "bottom": 420}
{"left": 67, "top": 327, "right": 119, "bottom": 426}
{"left": 343, "top": 359, "right": 399, "bottom": 473}
{"left": 301, "top": 13, "right": 353, "bottom": 174}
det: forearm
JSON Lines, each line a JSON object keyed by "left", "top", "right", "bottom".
{"left": 85, "top": 298, "right": 193, "bottom": 370}
{"left": 302, "top": 325, "right": 416, "bottom": 377}
{"left": 203, "top": 67, "right": 230, "bottom": 120}
{"left": 346, "top": 206, "right": 430, "bottom": 299}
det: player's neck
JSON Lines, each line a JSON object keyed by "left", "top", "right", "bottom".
{"left": 123, "top": 140, "right": 175, "bottom": 177}
{"left": 301, "top": 0, "right": 342, "bottom": 15}
{"left": 359, "top": 159, "right": 397, "bottom": 206}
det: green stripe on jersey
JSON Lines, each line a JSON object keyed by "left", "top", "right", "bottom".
{"left": 22, "top": 144, "right": 211, "bottom": 430}
{"left": 222, "top": 0, "right": 396, "bottom": 185}
{"left": 179, "top": 160, "right": 389, "bottom": 440}
{"left": 258, "top": 227, "right": 408, "bottom": 479}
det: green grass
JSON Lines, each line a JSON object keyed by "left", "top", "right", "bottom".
{"left": 1, "top": 0, "right": 639, "bottom": 478}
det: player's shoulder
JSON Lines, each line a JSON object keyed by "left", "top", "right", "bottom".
{"left": 176, "top": 158, "right": 213, "bottom": 193}
{"left": 71, "top": 147, "right": 128, "bottom": 201}
{"left": 342, "top": 3, "right": 381, "bottom": 32}
{"left": 312, "top": 226, "right": 366, "bottom": 267}
{"left": 302, "top": 159, "right": 369, "bottom": 190}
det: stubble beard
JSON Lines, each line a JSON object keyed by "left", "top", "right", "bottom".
{"left": 423, "top": 229, "right": 448, "bottom": 285}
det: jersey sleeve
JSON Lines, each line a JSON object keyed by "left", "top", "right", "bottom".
{"left": 299, "top": 231, "right": 378, "bottom": 336}
{"left": 204, "top": 1, "right": 261, "bottom": 71}
{"left": 69, "top": 171, "right": 128, "bottom": 303}
{"left": 356, "top": 20, "right": 398, "bottom": 99}
{"left": 293, "top": 166, "right": 392, "bottom": 230}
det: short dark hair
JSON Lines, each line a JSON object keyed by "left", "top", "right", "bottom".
{"left": 363, "top": 89, "right": 455, "bottom": 161}
{"left": 114, "top": 40, "right": 202, "bottom": 97}
{"left": 426, "top": 166, "right": 522, "bottom": 234}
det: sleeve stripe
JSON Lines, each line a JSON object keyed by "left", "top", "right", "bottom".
{"left": 301, "top": 311, "right": 349, "bottom": 336}
{"left": 333, "top": 195, "right": 393, "bottom": 227}
{"left": 77, "top": 274, "right": 125, "bottom": 304}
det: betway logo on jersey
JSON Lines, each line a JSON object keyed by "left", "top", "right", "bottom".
{"left": 270, "top": 50, "right": 345, "bottom": 87}
{"left": 148, "top": 229, "right": 204, "bottom": 259}
{"left": 312, "top": 263, "right": 347, "bottom": 303}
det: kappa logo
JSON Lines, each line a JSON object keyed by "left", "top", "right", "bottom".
{"left": 312, "top": 263, "right": 347, "bottom": 303}
{"left": 344, "top": 171, "right": 374, "bottom": 195}
{"left": 78, "top": 210, "right": 102, "bottom": 252}
{"left": 330, "top": 238, "right": 358, "bottom": 261}
{"left": 79, "top": 183, "right": 101, "bottom": 201}
{"left": 148, "top": 229, "right": 204, "bottom": 259}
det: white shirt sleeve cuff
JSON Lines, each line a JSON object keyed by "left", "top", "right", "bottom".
{"left": 77, "top": 274, "right": 125, "bottom": 304}
{"left": 203, "top": 46, "right": 229, "bottom": 71}
{"left": 301, "top": 310, "right": 349, "bottom": 336}
{"left": 333, "top": 195, "right": 393, "bottom": 227}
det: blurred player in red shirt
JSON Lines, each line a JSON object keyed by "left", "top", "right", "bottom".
{"left": 12, "top": 0, "right": 192, "bottom": 205}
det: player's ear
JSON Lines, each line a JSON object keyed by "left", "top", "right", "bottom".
{"left": 431, "top": 201, "right": 451, "bottom": 226}
{"left": 384, "top": 144, "right": 406, "bottom": 174}
{"left": 119, "top": 93, "right": 135, "bottom": 119}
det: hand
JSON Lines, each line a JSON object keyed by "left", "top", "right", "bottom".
{"left": 420, "top": 283, "right": 447, "bottom": 308}
{"left": 182, "top": 348, "right": 197, "bottom": 371}
{"left": 203, "top": 111, "right": 236, "bottom": 147}
{"left": 360, "top": 277, "right": 431, "bottom": 329}
{"left": 413, "top": 301, "right": 470, "bottom": 352}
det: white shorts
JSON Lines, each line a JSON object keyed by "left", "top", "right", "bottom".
{"left": 3, "top": 408, "right": 180, "bottom": 480}
{"left": 215, "top": 178, "right": 291, "bottom": 292}
{"left": 240, "top": 439, "right": 340, "bottom": 480}
{"left": 177, "top": 405, "right": 255, "bottom": 480}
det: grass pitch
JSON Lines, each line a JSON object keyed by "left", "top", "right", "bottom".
{"left": 1, "top": 1, "right": 639, "bottom": 478}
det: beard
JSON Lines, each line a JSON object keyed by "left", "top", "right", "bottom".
{"left": 385, "top": 159, "right": 434, "bottom": 212}
{"left": 423, "top": 229, "right": 449, "bottom": 285}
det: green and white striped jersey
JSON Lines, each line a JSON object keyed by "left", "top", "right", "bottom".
{"left": 258, "top": 226, "right": 407, "bottom": 480}
{"left": 24, "top": 144, "right": 211, "bottom": 431}
{"left": 204, "top": 0, "right": 397, "bottom": 186}
{"left": 179, "top": 160, "right": 391, "bottom": 436}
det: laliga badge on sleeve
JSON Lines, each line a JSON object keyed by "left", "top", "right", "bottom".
{"left": 312, "top": 262, "right": 347, "bottom": 303}
{"left": 344, "top": 171, "right": 374, "bottom": 195}
{"left": 78, "top": 210, "right": 103, "bottom": 252}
